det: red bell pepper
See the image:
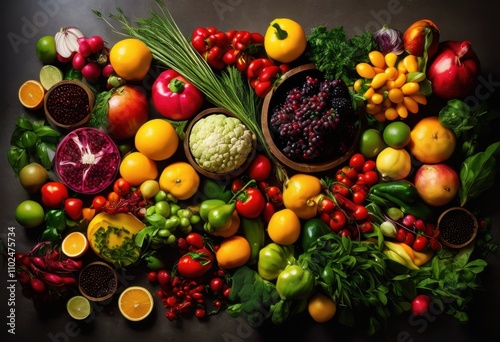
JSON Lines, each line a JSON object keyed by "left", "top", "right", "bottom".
{"left": 246, "top": 58, "right": 289, "bottom": 97}
{"left": 235, "top": 187, "right": 266, "bottom": 219}
{"left": 151, "top": 69, "right": 205, "bottom": 120}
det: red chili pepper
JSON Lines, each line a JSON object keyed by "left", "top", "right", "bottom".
{"left": 222, "top": 48, "right": 241, "bottom": 65}
{"left": 236, "top": 53, "right": 254, "bottom": 72}
{"left": 225, "top": 29, "right": 237, "bottom": 41}
{"left": 232, "top": 30, "right": 251, "bottom": 51}
{"left": 203, "top": 46, "right": 226, "bottom": 70}
{"left": 250, "top": 32, "right": 265, "bottom": 44}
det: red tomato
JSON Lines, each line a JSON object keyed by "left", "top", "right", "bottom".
{"left": 64, "top": 198, "right": 83, "bottom": 221}
{"left": 41, "top": 182, "right": 69, "bottom": 208}
{"left": 107, "top": 85, "right": 149, "bottom": 140}
{"left": 363, "top": 170, "right": 379, "bottom": 186}
{"left": 349, "top": 153, "right": 365, "bottom": 171}
{"left": 363, "top": 160, "right": 377, "bottom": 172}
{"left": 412, "top": 236, "right": 429, "bottom": 252}
{"left": 235, "top": 187, "right": 266, "bottom": 219}
{"left": 113, "top": 178, "right": 131, "bottom": 196}
{"left": 329, "top": 209, "right": 346, "bottom": 232}
{"left": 247, "top": 154, "right": 272, "bottom": 181}
{"left": 177, "top": 247, "right": 214, "bottom": 278}
{"left": 157, "top": 269, "right": 171, "bottom": 287}
{"left": 92, "top": 195, "right": 107, "bottom": 211}
{"left": 209, "top": 277, "right": 224, "bottom": 293}
{"left": 261, "top": 202, "right": 275, "bottom": 223}
{"left": 341, "top": 166, "right": 358, "bottom": 181}
{"left": 185, "top": 233, "right": 205, "bottom": 249}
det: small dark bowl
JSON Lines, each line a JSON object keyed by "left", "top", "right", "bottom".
{"left": 78, "top": 261, "right": 118, "bottom": 302}
{"left": 437, "top": 207, "right": 479, "bottom": 249}
{"left": 262, "top": 64, "right": 365, "bottom": 173}
{"left": 44, "top": 80, "right": 94, "bottom": 130}
{"left": 184, "top": 108, "right": 257, "bottom": 180}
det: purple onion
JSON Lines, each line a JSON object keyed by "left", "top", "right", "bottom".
{"left": 374, "top": 25, "right": 405, "bottom": 55}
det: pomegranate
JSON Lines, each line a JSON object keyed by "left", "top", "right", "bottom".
{"left": 414, "top": 163, "right": 459, "bottom": 207}
{"left": 427, "top": 40, "right": 481, "bottom": 100}
{"left": 55, "top": 127, "right": 121, "bottom": 194}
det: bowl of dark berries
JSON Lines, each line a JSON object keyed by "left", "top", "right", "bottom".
{"left": 437, "top": 207, "right": 479, "bottom": 249}
{"left": 78, "top": 261, "right": 118, "bottom": 302}
{"left": 44, "top": 80, "right": 95, "bottom": 130}
{"left": 262, "top": 64, "right": 365, "bottom": 173}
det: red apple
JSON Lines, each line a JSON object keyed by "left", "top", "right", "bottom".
{"left": 107, "top": 85, "right": 149, "bottom": 140}
{"left": 414, "top": 163, "right": 459, "bottom": 207}
{"left": 403, "top": 19, "right": 440, "bottom": 58}
{"left": 427, "top": 40, "right": 481, "bottom": 100}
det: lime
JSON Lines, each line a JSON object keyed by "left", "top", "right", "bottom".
{"left": 66, "top": 296, "right": 91, "bottom": 320}
{"left": 383, "top": 121, "right": 411, "bottom": 148}
{"left": 39, "top": 65, "right": 63, "bottom": 91}
{"left": 15, "top": 200, "right": 44, "bottom": 228}
{"left": 35, "top": 36, "right": 57, "bottom": 64}
{"left": 359, "top": 128, "right": 386, "bottom": 159}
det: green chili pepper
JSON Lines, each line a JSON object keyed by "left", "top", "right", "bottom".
{"left": 275, "top": 265, "right": 315, "bottom": 300}
{"left": 301, "top": 218, "right": 331, "bottom": 252}
{"left": 240, "top": 217, "right": 265, "bottom": 266}
{"left": 370, "top": 180, "right": 419, "bottom": 203}
{"left": 257, "top": 243, "right": 296, "bottom": 281}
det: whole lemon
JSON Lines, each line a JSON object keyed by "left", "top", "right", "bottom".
{"left": 408, "top": 116, "right": 456, "bottom": 163}
{"left": 135, "top": 119, "right": 179, "bottom": 161}
{"left": 376, "top": 147, "right": 411, "bottom": 181}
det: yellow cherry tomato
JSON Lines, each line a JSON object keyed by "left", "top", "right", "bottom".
{"left": 159, "top": 162, "right": 200, "bottom": 201}
{"left": 264, "top": 18, "right": 307, "bottom": 63}
{"left": 110, "top": 38, "right": 152, "bottom": 81}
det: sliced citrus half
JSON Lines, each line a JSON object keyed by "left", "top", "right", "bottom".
{"left": 18, "top": 80, "right": 45, "bottom": 109}
{"left": 62, "top": 231, "right": 89, "bottom": 258}
{"left": 39, "top": 65, "right": 63, "bottom": 91}
{"left": 66, "top": 295, "right": 91, "bottom": 320}
{"left": 118, "top": 286, "right": 154, "bottom": 321}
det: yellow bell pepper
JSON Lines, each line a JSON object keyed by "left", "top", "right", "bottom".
{"left": 264, "top": 18, "right": 307, "bottom": 63}
{"left": 282, "top": 174, "right": 323, "bottom": 219}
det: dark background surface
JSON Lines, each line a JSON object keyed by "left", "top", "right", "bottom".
{"left": 1, "top": 1, "right": 500, "bottom": 341}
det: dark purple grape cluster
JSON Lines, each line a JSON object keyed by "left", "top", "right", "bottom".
{"left": 269, "top": 76, "right": 357, "bottom": 162}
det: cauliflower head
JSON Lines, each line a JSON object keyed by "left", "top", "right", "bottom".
{"left": 189, "top": 114, "right": 255, "bottom": 173}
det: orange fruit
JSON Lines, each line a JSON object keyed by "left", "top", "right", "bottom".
{"left": 159, "top": 162, "right": 200, "bottom": 201}
{"left": 61, "top": 231, "right": 89, "bottom": 258}
{"left": 119, "top": 152, "right": 158, "bottom": 186}
{"left": 135, "top": 119, "right": 179, "bottom": 161}
{"left": 307, "top": 292, "right": 337, "bottom": 323}
{"left": 18, "top": 80, "right": 45, "bottom": 109}
{"left": 118, "top": 286, "right": 153, "bottom": 321}
{"left": 408, "top": 116, "right": 456, "bottom": 164}
{"left": 216, "top": 235, "right": 251, "bottom": 269}
{"left": 267, "top": 208, "right": 301, "bottom": 245}
{"left": 110, "top": 38, "right": 152, "bottom": 81}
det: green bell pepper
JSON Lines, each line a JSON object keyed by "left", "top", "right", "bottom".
{"left": 275, "top": 264, "right": 315, "bottom": 300}
{"left": 301, "top": 218, "right": 331, "bottom": 251}
{"left": 257, "top": 243, "right": 296, "bottom": 281}
{"left": 201, "top": 178, "right": 232, "bottom": 203}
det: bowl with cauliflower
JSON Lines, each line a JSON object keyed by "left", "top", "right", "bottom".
{"left": 184, "top": 108, "right": 257, "bottom": 179}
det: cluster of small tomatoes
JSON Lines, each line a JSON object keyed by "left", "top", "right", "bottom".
{"left": 317, "top": 153, "right": 379, "bottom": 239}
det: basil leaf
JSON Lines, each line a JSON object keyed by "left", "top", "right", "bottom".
{"left": 36, "top": 140, "right": 51, "bottom": 168}
{"left": 16, "top": 115, "right": 33, "bottom": 130}
{"left": 7, "top": 146, "right": 29, "bottom": 175}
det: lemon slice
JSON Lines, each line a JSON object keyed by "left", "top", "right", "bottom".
{"left": 118, "top": 286, "right": 153, "bottom": 321}
{"left": 66, "top": 295, "right": 91, "bottom": 320}
{"left": 39, "top": 65, "right": 63, "bottom": 91}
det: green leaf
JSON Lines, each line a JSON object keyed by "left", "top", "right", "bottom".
{"left": 36, "top": 140, "right": 52, "bottom": 168}
{"left": 16, "top": 115, "right": 33, "bottom": 130}
{"left": 465, "top": 259, "right": 487, "bottom": 274}
{"left": 88, "top": 90, "right": 112, "bottom": 129}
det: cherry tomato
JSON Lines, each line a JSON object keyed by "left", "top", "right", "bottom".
{"left": 113, "top": 177, "right": 131, "bottom": 196}
{"left": 64, "top": 198, "right": 83, "bottom": 221}
{"left": 92, "top": 195, "right": 107, "bottom": 211}
{"left": 231, "top": 178, "right": 243, "bottom": 192}
{"left": 147, "top": 271, "right": 158, "bottom": 283}
{"left": 40, "top": 182, "right": 69, "bottom": 208}
{"left": 363, "top": 160, "right": 377, "bottom": 172}
{"left": 358, "top": 220, "right": 373, "bottom": 234}
{"left": 411, "top": 294, "right": 431, "bottom": 316}
{"left": 403, "top": 232, "right": 416, "bottom": 246}
{"left": 209, "top": 277, "right": 224, "bottom": 293}
{"left": 185, "top": 233, "right": 205, "bottom": 249}
{"left": 318, "top": 197, "right": 335, "bottom": 214}
{"left": 349, "top": 153, "right": 365, "bottom": 171}
{"left": 195, "top": 308, "right": 206, "bottom": 318}
{"left": 261, "top": 202, "right": 275, "bottom": 223}
{"left": 157, "top": 269, "right": 172, "bottom": 288}
{"left": 352, "top": 190, "right": 367, "bottom": 205}
{"left": 331, "top": 183, "right": 350, "bottom": 197}
{"left": 107, "top": 191, "right": 121, "bottom": 204}
{"left": 395, "top": 228, "right": 407, "bottom": 242}
{"left": 247, "top": 154, "right": 272, "bottom": 181}
{"left": 339, "top": 228, "right": 352, "bottom": 238}
{"left": 329, "top": 209, "right": 347, "bottom": 232}
{"left": 341, "top": 166, "right": 358, "bottom": 181}
{"left": 363, "top": 170, "right": 379, "bottom": 186}
{"left": 412, "top": 236, "right": 429, "bottom": 252}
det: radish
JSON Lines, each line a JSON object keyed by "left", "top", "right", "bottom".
{"left": 81, "top": 61, "right": 101, "bottom": 80}
{"left": 411, "top": 294, "right": 431, "bottom": 316}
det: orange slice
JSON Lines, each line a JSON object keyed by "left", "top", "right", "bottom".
{"left": 18, "top": 80, "right": 45, "bottom": 110}
{"left": 118, "top": 286, "right": 154, "bottom": 321}
{"left": 61, "top": 231, "right": 89, "bottom": 258}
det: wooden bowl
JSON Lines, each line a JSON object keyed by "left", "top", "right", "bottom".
{"left": 78, "top": 261, "right": 118, "bottom": 302}
{"left": 184, "top": 107, "right": 257, "bottom": 180}
{"left": 262, "top": 64, "right": 365, "bottom": 173}
{"left": 437, "top": 207, "right": 479, "bottom": 249}
{"left": 44, "top": 80, "right": 94, "bottom": 130}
